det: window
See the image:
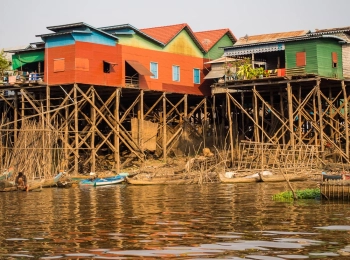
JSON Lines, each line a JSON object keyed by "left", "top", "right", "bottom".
{"left": 103, "top": 61, "right": 111, "bottom": 73}
{"left": 150, "top": 62, "right": 158, "bottom": 79}
{"left": 332, "top": 52, "right": 338, "bottom": 68}
{"left": 53, "top": 58, "right": 65, "bottom": 72}
{"left": 172, "top": 65, "right": 180, "bottom": 82}
{"left": 103, "top": 61, "right": 117, "bottom": 73}
{"left": 296, "top": 52, "right": 306, "bottom": 67}
{"left": 75, "top": 58, "right": 89, "bottom": 71}
{"left": 193, "top": 68, "right": 200, "bottom": 84}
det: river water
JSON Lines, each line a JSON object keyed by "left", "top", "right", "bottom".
{"left": 0, "top": 182, "right": 350, "bottom": 259}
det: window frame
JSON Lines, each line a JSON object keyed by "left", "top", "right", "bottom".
{"left": 296, "top": 51, "right": 306, "bottom": 67}
{"left": 193, "top": 68, "right": 200, "bottom": 84}
{"left": 172, "top": 65, "right": 180, "bottom": 82}
{"left": 332, "top": 52, "right": 338, "bottom": 68}
{"left": 53, "top": 58, "right": 65, "bottom": 72}
{"left": 150, "top": 62, "right": 158, "bottom": 79}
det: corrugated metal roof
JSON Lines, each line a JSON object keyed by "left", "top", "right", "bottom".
{"left": 126, "top": 60, "right": 153, "bottom": 76}
{"left": 315, "top": 26, "right": 350, "bottom": 34}
{"left": 235, "top": 30, "right": 309, "bottom": 46}
{"left": 140, "top": 24, "right": 205, "bottom": 52}
{"left": 39, "top": 22, "right": 119, "bottom": 40}
{"left": 204, "top": 57, "right": 236, "bottom": 64}
{"left": 194, "top": 29, "right": 236, "bottom": 51}
{"left": 204, "top": 69, "right": 225, "bottom": 79}
{"left": 99, "top": 24, "right": 164, "bottom": 46}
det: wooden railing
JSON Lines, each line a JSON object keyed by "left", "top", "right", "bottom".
{"left": 125, "top": 76, "right": 139, "bottom": 88}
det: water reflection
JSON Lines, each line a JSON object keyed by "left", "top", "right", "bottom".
{"left": 0, "top": 182, "right": 349, "bottom": 259}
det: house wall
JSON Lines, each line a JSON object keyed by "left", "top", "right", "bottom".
{"left": 44, "top": 44, "right": 76, "bottom": 84}
{"left": 285, "top": 39, "right": 343, "bottom": 78}
{"left": 121, "top": 44, "right": 206, "bottom": 95}
{"left": 285, "top": 40, "right": 318, "bottom": 75}
{"left": 204, "top": 34, "right": 233, "bottom": 60}
{"left": 316, "top": 39, "right": 343, "bottom": 78}
{"left": 342, "top": 44, "right": 350, "bottom": 78}
{"left": 44, "top": 42, "right": 122, "bottom": 86}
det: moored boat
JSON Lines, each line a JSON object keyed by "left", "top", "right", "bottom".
{"left": 125, "top": 176, "right": 192, "bottom": 185}
{"left": 259, "top": 173, "right": 308, "bottom": 182}
{"left": 80, "top": 174, "right": 125, "bottom": 186}
{"left": 218, "top": 173, "right": 261, "bottom": 183}
{"left": 0, "top": 167, "right": 14, "bottom": 181}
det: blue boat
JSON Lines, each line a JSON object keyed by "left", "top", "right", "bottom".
{"left": 0, "top": 167, "right": 14, "bottom": 181}
{"left": 79, "top": 174, "right": 125, "bottom": 187}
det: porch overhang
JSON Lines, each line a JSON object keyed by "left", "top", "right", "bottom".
{"left": 204, "top": 69, "right": 225, "bottom": 79}
{"left": 126, "top": 60, "right": 154, "bottom": 76}
{"left": 224, "top": 43, "right": 285, "bottom": 56}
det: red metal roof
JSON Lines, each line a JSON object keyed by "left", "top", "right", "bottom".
{"left": 140, "top": 23, "right": 188, "bottom": 45}
{"left": 235, "top": 30, "right": 309, "bottom": 46}
{"left": 194, "top": 29, "right": 236, "bottom": 51}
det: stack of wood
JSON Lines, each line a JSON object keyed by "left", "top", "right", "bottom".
{"left": 3, "top": 119, "right": 63, "bottom": 182}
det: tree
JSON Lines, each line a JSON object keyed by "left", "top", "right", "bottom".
{"left": 0, "top": 49, "right": 10, "bottom": 77}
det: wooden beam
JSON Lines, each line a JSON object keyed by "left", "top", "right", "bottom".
{"left": 227, "top": 91, "right": 234, "bottom": 163}
{"left": 115, "top": 88, "right": 120, "bottom": 174}
{"left": 163, "top": 93, "right": 167, "bottom": 162}
{"left": 287, "top": 82, "right": 294, "bottom": 146}
{"left": 342, "top": 81, "right": 349, "bottom": 158}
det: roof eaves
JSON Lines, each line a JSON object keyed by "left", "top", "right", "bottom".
{"left": 45, "top": 22, "right": 119, "bottom": 40}
{"left": 181, "top": 25, "right": 206, "bottom": 53}
{"left": 99, "top": 24, "right": 165, "bottom": 46}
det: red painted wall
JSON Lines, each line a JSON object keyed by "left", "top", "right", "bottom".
{"left": 121, "top": 45, "right": 206, "bottom": 95}
{"left": 45, "top": 42, "right": 210, "bottom": 96}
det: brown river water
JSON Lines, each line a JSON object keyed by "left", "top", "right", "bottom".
{"left": 0, "top": 182, "right": 350, "bottom": 259}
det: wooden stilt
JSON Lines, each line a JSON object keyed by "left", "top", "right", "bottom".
{"left": 163, "top": 93, "right": 167, "bottom": 162}
{"left": 114, "top": 89, "right": 120, "bottom": 174}
{"left": 227, "top": 91, "right": 234, "bottom": 164}
{"left": 316, "top": 80, "right": 325, "bottom": 161}
{"left": 91, "top": 87, "right": 96, "bottom": 173}
{"left": 287, "top": 82, "right": 294, "bottom": 147}
{"left": 342, "top": 81, "right": 349, "bottom": 158}
{"left": 74, "top": 84, "right": 79, "bottom": 174}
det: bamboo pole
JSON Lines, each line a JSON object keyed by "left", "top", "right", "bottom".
{"left": 163, "top": 92, "right": 167, "bottom": 162}
{"left": 91, "top": 87, "right": 96, "bottom": 173}
{"left": 342, "top": 81, "right": 349, "bottom": 158}
{"left": 227, "top": 91, "right": 234, "bottom": 164}
{"left": 14, "top": 92, "right": 18, "bottom": 144}
{"left": 253, "top": 86, "right": 259, "bottom": 142}
{"left": 287, "top": 82, "right": 294, "bottom": 147}
{"left": 280, "top": 88, "right": 286, "bottom": 145}
{"left": 316, "top": 80, "right": 325, "bottom": 161}
{"left": 115, "top": 88, "right": 120, "bottom": 174}
{"left": 74, "top": 84, "right": 79, "bottom": 174}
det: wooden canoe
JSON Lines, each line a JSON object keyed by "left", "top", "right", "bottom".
{"left": 218, "top": 173, "right": 261, "bottom": 183}
{"left": 260, "top": 173, "right": 308, "bottom": 182}
{"left": 125, "top": 177, "right": 192, "bottom": 185}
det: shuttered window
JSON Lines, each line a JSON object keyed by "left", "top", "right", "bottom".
{"left": 150, "top": 62, "right": 158, "bottom": 79}
{"left": 332, "top": 52, "right": 338, "bottom": 68}
{"left": 172, "top": 65, "right": 180, "bottom": 82}
{"left": 53, "top": 58, "right": 65, "bottom": 72}
{"left": 75, "top": 58, "right": 89, "bottom": 71}
{"left": 193, "top": 68, "right": 200, "bottom": 84}
{"left": 296, "top": 52, "right": 306, "bottom": 67}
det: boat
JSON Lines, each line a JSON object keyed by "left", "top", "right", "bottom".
{"left": 259, "top": 173, "right": 308, "bottom": 182}
{"left": 80, "top": 174, "right": 125, "bottom": 186}
{"left": 322, "top": 173, "right": 350, "bottom": 181}
{"left": 0, "top": 167, "right": 14, "bottom": 181}
{"left": 125, "top": 176, "right": 192, "bottom": 185}
{"left": 218, "top": 173, "right": 261, "bottom": 183}
{"left": 41, "top": 172, "right": 65, "bottom": 188}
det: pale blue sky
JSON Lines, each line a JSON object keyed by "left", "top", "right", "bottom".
{"left": 1, "top": 0, "right": 349, "bottom": 49}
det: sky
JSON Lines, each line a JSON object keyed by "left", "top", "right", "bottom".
{"left": 1, "top": 0, "right": 349, "bottom": 49}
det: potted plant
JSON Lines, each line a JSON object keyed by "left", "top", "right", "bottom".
{"left": 255, "top": 67, "right": 265, "bottom": 79}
